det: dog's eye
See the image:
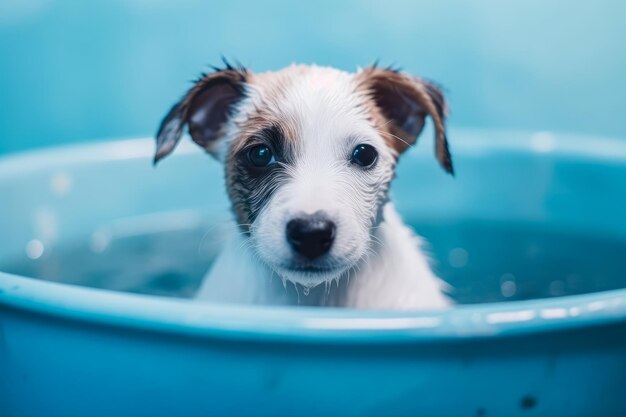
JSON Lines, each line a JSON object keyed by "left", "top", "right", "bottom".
{"left": 247, "top": 144, "right": 275, "bottom": 167}
{"left": 351, "top": 144, "right": 378, "bottom": 167}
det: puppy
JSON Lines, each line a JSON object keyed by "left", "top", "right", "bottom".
{"left": 155, "top": 62, "right": 454, "bottom": 309}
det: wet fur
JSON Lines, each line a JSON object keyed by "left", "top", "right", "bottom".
{"left": 155, "top": 62, "right": 453, "bottom": 309}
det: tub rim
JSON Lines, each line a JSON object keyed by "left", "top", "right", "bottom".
{"left": 1, "top": 272, "right": 626, "bottom": 344}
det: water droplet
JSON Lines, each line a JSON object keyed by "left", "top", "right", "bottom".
{"left": 25, "top": 239, "right": 44, "bottom": 260}
{"left": 50, "top": 171, "right": 73, "bottom": 197}
{"left": 90, "top": 231, "right": 111, "bottom": 253}
{"left": 500, "top": 280, "right": 517, "bottom": 298}
{"left": 448, "top": 248, "right": 468, "bottom": 268}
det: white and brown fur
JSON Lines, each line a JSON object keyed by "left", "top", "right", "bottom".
{"left": 155, "top": 61, "right": 454, "bottom": 310}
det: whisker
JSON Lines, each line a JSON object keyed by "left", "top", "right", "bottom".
{"left": 375, "top": 128, "right": 414, "bottom": 150}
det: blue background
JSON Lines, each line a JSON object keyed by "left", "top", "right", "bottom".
{"left": 1, "top": 0, "right": 625, "bottom": 154}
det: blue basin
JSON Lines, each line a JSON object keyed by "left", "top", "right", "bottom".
{"left": 1, "top": 129, "right": 626, "bottom": 416}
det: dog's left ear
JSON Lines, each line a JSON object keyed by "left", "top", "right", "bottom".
{"left": 356, "top": 67, "right": 453, "bottom": 174}
{"left": 154, "top": 66, "right": 248, "bottom": 164}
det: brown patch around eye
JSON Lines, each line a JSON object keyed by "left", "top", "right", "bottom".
{"left": 225, "top": 119, "right": 297, "bottom": 230}
{"left": 231, "top": 111, "right": 298, "bottom": 157}
{"left": 222, "top": 70, "right": 305, "bottom": 230}
{"left": 229, "top": 71, "right": 301, "bottom": 156}
{"left": 225, "top": 147, "right": 287, "bottom": 231}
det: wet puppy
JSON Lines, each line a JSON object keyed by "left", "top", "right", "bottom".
{"left": 155, "top": 62, "right": 453, "bottom": 309}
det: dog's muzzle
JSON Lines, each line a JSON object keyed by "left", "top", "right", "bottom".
{"left": 286, "top": 212, "right": 336, "bottom": 260}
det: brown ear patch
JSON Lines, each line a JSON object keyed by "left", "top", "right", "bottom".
{"left": 154, "top": 64, "right": 249, "bottom": 164}
{"left": 356, "top": 67, "right": 454, "bottom": 174}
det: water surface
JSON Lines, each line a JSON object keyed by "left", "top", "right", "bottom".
{"left": 2, "top": 218, "right": 624, "bottom": 305}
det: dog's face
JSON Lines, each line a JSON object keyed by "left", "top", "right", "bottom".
{"left": 155, "top": 63, "right": 452, "bottom": 288}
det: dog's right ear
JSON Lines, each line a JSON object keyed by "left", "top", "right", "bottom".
{"left": 356, "top": 66, "right": 453, "bottom": 175}
{"left": 154, "top": 66, "right": 248, "bottom": 164}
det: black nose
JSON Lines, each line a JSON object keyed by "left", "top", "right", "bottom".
{"left": 286, "top": 214, "right": 336, "bottom": 260}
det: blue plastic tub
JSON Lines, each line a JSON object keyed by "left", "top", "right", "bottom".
{"left": 1, "top": 130, "right": 626, "bottom": 417}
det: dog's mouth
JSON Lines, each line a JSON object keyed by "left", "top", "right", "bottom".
{"left": 278, "top": 261, "right": 341, "bottom": 274}
{"left": 285, "top": 265, "right": 336, "bottom": 273}
{"left": 273, "top": 261, "right": 350, "bottom": 286}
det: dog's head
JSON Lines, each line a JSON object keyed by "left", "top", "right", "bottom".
{"left": 155, "top": 62, "right": 452, "bottom": 288}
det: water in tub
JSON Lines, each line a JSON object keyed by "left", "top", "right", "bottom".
{"left": 2, "top": 213, "right": 625, "bottom": 304}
